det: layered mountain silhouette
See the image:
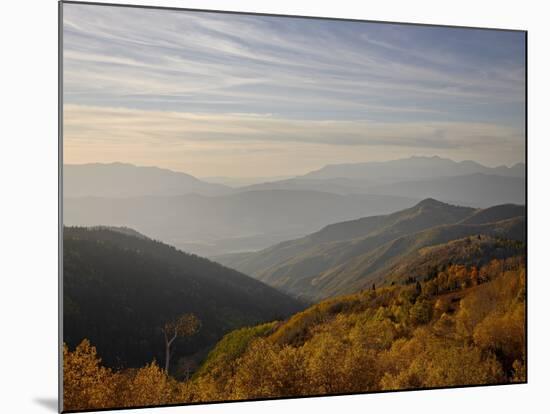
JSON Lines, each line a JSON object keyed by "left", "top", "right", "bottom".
{"left": 216, "top": 199, "right": 525, "bottom": 301}
{"left": 63, "top": 227, "right": 303, "bottom": 368}
{"left": 64, "top": 163, "right": 231, "bottom": 198}
{"left": 63, "top": 157, "right": 525, "bottom": 256}
{"left": 236, "top": 177, "right": 377, "bottom": 195}
{"left": 238, "top": 157, "right": 525, "bottom": 207}
{"left": 365, "top": 173, "right": 525, "bottom": 207}
{"left": 302, "top": 155, "right": 525, "bottom": 180}
{"left": 62, "top": 154, "right": 527, "bottom": 405}
{"left": 64, "top": 190, "right": 419, "bottom": 257}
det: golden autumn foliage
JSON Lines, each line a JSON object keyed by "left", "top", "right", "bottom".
{"left": 63, "top": 339, "right": 118, "bottom": 411}
{"left": 63, "top": 345, "right": 185, "bottom": 411}
{"left": 63, "top": 256, "right": 526, "bottom": 411}
{"left": 117, "top": 362, "right": 178, "bottom": 407}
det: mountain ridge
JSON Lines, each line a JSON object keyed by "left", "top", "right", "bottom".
{"left": 63, "top": 162, "right": 232, "bottom": 198}
{"left": 303, "top": 156, "right": 525, "bottom": 180}
{"left": 233, "top": 157, "right": 525, "bottom": 207}
{"left": 64, "top": 190, "right": 420, "bottom": 257}
{"left": 216, "top": 200, "right": 525, "bottom": 301}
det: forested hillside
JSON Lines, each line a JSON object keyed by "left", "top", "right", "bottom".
{"left": 63, "top": 227, "right": 303, "bottom": 370}
{"left": 308, "top": 216, "right": 524, "bottom": 298}
{"left": 382, "top": 235, "right": 524, "bottom": 284}
{"left": 64, "top": 254, "right": 526, "bottom": 411}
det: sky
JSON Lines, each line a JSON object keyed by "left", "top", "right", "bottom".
{"left": 63, "top": 3, "right": 526, "bottom": 178}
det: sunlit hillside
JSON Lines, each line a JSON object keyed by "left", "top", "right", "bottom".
{"left": 64, "top": 252, "right": 525, "bottom": 411}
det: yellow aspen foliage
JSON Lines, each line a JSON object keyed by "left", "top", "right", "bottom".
{"left": 188, "top": 367, "right": 230, "bottom": 403}
{"left": 381, "top": 343, "right": 504, "bottom": 389}
{"left": 63, "top": 257, "right": 525, "bottom": 410}
{"left": 63, "top": 339, "right": 119, "bottom": 411}
{"left": 473, "top": 303, "right": 525, "bottom": 369}
{"left": 231, "top": 338, "right": 305, "bottom": 399}
{"left": 302, "top": 332, "right": 349, "bottom": 394}
{"left": 117, "top": 362, "right": 176, "bottom": 407}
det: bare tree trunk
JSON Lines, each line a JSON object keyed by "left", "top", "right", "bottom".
{"left": 164, "top": 333, "right": 177, "bottom": 374}
{"left": 165, "top": 342, "right": 171, "bottom": 373}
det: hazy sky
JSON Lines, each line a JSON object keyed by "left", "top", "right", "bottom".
{"left": 63, "top": 3, "right": 525, "bottom": 178}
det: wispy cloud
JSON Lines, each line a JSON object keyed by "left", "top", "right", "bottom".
{"left": 64, "top": 104, "right": 524, "bottom": 176}
{"left": 63, "top": 5, "right": 525, "bottom": 119}
{"left": 62, "top": 3, "right": 525, "bottom": 175}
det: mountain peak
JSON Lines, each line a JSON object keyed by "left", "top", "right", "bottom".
{"left": 302, "top": 155, "right": 525, "bottom": 181}
{"left": 64, "top": 162, "right": 231, "bottom": 198}
{"left": 415, "top": 198, "right": 449, "bottom": 208}
{"left": 410, "top": 155, "right": 443, "bottom": 160}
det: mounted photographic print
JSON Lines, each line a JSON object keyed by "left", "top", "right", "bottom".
{"left": 60, "top": 1, "right": 527, "bottom": 412}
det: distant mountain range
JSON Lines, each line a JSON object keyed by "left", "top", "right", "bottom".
{"left": 236, "top": 177, "right": 376, "bottom": 195}
{"left": 364, "top": 173, "right": 525, "bottom": 207}
{"left": 63, "top": 163, "right": 231, "bottom": 198}
{"left": 64, "top": 191, "right": 419, "bottom": 257}
{"left": 240, "top": 156, "right": 525, "bottom": 207}
{"left": 216, "top": 199, "right": 525, "bottom": 301}
{"left": 63, "top": 157, "right": 525, "bottom": 255}
{"left": 64, "top": 156, "right": 525, "bottom": 198}
{"left": 302, "top": 155, "right": 525, "bottom": 181}
{"left": 236, "top": 174, "right": 524, "bottom": 208}
{"left": 63, "top": 226, "right": 303, "bottom": 369}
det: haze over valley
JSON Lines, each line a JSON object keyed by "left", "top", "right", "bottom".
{"left": 64, "top": 156, "right": 524, "bottom": 256}
{"left": 216, "top": 199, "right": 525, "bottom": 300}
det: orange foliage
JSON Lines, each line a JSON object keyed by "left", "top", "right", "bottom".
{"left": 64, "top": 256, "right": 526, "bottom": 410}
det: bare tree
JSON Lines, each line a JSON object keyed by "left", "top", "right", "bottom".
{"left": 162, "top": 313, "right": 200, "bottom": 375}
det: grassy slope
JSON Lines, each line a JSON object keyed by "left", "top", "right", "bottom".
{"left": 220, "top": 199, "right": 474, "bottom": 281}
{"left": 310, "top": 216, "right": 525, "bottom": 299}
{"left": 219, "top": 200, "right": 524, "bottom": 301}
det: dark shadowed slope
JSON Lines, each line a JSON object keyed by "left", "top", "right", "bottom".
{"left": 88, "top": 225, "right": 151, "bottom": 239}
{"left": 63, "top": 227, "right": 303, "bottom": 369}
